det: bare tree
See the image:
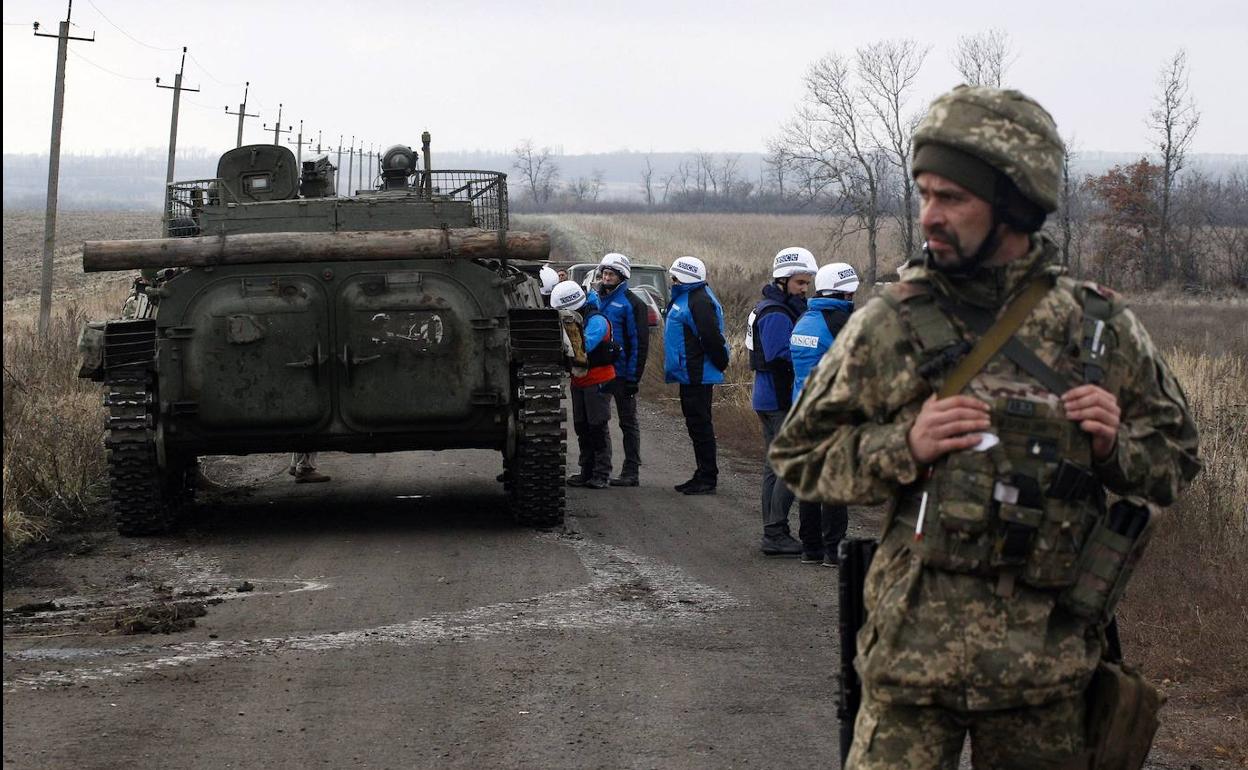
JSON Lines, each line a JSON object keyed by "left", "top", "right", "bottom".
{"left": 1055, "top": 134, "right": 1092, "bottom": 275}
{"left": 639, "top": 154, "right": 655, "bottom": 206}
{"left": 858, "top": 38, "right": 929, "bottom": 259}
{"left": 776, "top": 53, "right": 884, "bottom": 283}
{"left": 763, "top": 143, "right": 789, "bottom": 199}
{"left": 589, "top": 168, "right": 605, "bottom": 202}
{"left": 1148, "top": 49, "right": 1200, "bottom": 283}
{"left": 512, "top": 139, "right": 561, "bottom": 205}
{"left": 952, "top": 29, "right": 1015, "bottom": 87}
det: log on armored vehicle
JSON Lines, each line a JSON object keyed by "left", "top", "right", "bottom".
{"left": 82, "top": 228, "right": 550, "bottom": 272}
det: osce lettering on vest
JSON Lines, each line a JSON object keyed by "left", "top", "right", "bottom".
{"left": 790, "top": 334, "right": 820, "bottom": 349}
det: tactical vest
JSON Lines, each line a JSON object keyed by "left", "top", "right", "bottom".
{"left": 883, "top": 278, "right": 1130, "bottom": 610}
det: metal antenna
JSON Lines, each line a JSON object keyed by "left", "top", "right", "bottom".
{"left": 263, "top": 103, "right": 290, "bottom": 146}
{"left": 286, "top": 119, "right": 309, "bottom": 166}
{"left": 346, "top": 135, "right": 355, "bottom": 196}
{"left": 224, "top": 81, "right": 259, "bottom": 147}
{"left": 33, "top": 0, "right": 95, "bottom": 336}
{"left": 156, "top": 47, "right": 199, "bottom": 236}
{"left": 334, "top": 134, "right": 344, "bottom": 195}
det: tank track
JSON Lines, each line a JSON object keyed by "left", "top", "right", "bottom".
{"left": 103, "top": 325, "right": 193, "bottom": 536}
{"left": 509, "top": 364, "right": 566, "bottom": 528}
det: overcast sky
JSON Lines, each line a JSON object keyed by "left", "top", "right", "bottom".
{"left": 2, "top": 0, "right": 1245, "bottom": 158}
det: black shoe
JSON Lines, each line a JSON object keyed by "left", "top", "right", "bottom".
{"left": 822, "top": 554, "right": 838, "bottom": 568}
{"left": 567, "top": 473, "right": 589, "bottom": 487}
{"left": 609, "top": 476, "right": 639, "bottom": 487}
{"left": 760, "top": 533, "right": 803, "bottom": 556}
{"left": 674, "top": 477, "right": 699, "bottom": 492}
{"left": 800, "top": 551, "right": 824, "bottom": 565}
{"left": 584, "top": 477, "right": 609, "bottom": 490}
{"left": 680, "top": 480, "right": 716, "bottom": 495}
{"left": 496, "top": 470, "right": 511, "bottom": 483}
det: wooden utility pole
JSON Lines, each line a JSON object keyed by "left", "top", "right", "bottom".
{"left": 263, "top": 103, "right": 290, "bottom": 146}
{"left": 157, "top": 47, "right": 199, "bottom": 236}
{"left": 313, "top": 130, "right": 324, "bottom": 155}
{"left": 368, "top": 144, "right": 376, "bottom": 188}
{"left": 287, "top": 120, "right": 309, "bottom": 166}
{"left": 357, "top": 143, "right": 366, "bottom": 192}
{"left": 225, "top": 82, "right": 258, "bottom": 147}
{"left": 33, "top": 1, "right": 94, "bottom": 337}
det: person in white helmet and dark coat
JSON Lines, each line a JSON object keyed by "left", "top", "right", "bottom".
{"left": 663, "top": 257, "right": 729, "bottom": 495}
{"left": 781, "top": 261, "right": 859, "bottom": 565}
{"left": 750, "top": 247, "right": 818, "bottom": 555}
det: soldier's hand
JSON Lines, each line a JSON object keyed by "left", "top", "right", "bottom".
{"left": 907, "top": 394, "right": 991, "bottom": 466}
{"left": 1062, "top": 384, "right": 1120, "bottom": 461}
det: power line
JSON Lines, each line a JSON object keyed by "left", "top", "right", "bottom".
{"left": 186, "top": 51, "right": 240, "bottom": 87}
{"left": 67, "top": 46, "right": 148, "bottom": 81}
{"left": 84, "top": 0, "right": 177, "bottom": 52}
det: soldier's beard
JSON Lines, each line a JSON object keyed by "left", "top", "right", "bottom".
{"left": 924, "top": 224, "right": 999, "bottom": 275}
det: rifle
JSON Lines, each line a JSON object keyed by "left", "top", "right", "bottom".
{"left": 837, "top": 537, "right": 878, "bottom": 765}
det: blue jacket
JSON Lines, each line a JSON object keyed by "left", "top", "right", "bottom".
{"left": 582, "top": 293, "right": 610, "bottom": 351}
{"left": 750, "top": 284, "right": 806, "bottom": 412}
{"left": 789, "top": 297, "right": 854, "bottom": 401}
{"left": 598, "top": 281, "right": 648, "bottom": 382}
{"left": 664, "top": 282, "right": 729, "bottom": 386}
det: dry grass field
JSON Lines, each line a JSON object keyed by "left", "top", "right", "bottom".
{"left": 3, "top": 210, "right": 1245, "bottom": 763}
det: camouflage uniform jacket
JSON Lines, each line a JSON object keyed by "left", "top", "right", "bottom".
{"left": 770, "top": 234, "right": 1200, "bottom": 711}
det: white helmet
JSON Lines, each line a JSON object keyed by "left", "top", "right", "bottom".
{"left": 772, "top": 247, "right": 818, "bottom": 279}
{"left": 599, "top": 252, "right": 631, "bottom": 279}
{"left": 551, "top": 280, "right": 588, "bottom": 311}
{"left": 669, "top": 256, "right": 707, "bottom": 284}
{"left": 815, "top": 262, "right": 860, "bottom": 295}
{"left": 539, "top": 265, "right": 559, "bottom": 295}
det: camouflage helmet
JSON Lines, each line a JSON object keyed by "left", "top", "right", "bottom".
{"left": 912, "top": 85, "right": 1064, "bottom": 214}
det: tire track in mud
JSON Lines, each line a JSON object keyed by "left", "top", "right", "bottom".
{"left": 4, "top": 534, "right": 739, "bottom": 691}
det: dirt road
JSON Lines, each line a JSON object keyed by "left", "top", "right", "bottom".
{"left": 3, "top": 401, "right": 861, "bottom": 769}
{"left": 4, "top": 400, "right": 1195, "bottom": 770}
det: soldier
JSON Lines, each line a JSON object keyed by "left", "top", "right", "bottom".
{"left": 770, "top": 85, "right": 1200, "bottom": 769}
{"left": 288, "top": 452, "right": 329, "bottom": 484}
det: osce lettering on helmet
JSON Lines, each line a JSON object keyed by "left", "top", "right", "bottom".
{"left": 676, "top": 261, "right": 698, "bottom": 273}
{"left": 838, "top": 268, "right": 856, "bottom": 279}
{"left": 776, "top": 253, "right": 801, "bottom": 264}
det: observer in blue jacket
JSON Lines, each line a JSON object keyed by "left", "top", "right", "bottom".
{"left": 663, "top": 257, "right": 728, "bottom": 495}
{"left": 778, "top": 261, "right": 860, "bottom": 565}
{"left": 595, "top": 253, "right": 650, "bottom": 487}
{"left": 750, "top": 248, "right": 817, "bottom": 556}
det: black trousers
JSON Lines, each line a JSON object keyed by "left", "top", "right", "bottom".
{"left": 572, "top": 385, "right": 612, "bottom": 481}
{"left": 678, "top": 384, "right": 717, "bottom": 483}
{"left": 796, "top": 501, "right": 849, "bottom": 557}
{"left": 606, "top": 379, "right": 641, "bottom": 477}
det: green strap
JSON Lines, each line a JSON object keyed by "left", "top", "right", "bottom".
{"left": 937, "top": 277, "right": 1052, "bottom": 399}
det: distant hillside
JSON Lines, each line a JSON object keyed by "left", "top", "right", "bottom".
{"left": 4, "top": 147, "right": 1244, "bottom": 210}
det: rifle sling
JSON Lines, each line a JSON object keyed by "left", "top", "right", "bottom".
{"left": 936, "top": 276, "right": 1071, "bottom": 399}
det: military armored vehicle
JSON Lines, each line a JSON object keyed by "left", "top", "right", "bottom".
{"left": 78, "top": 134, "right": 566, "bottom": 535}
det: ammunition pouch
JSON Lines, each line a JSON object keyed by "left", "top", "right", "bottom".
{"left": 1080, "top": 660, "right": 1165, "bottom": 770}
{"left": 1060, "top": 499, "right": 1152, "bottom": 622}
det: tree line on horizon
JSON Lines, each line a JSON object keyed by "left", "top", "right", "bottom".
{"left": 510, "top": 32, "right": 1246, "bottom": 292}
